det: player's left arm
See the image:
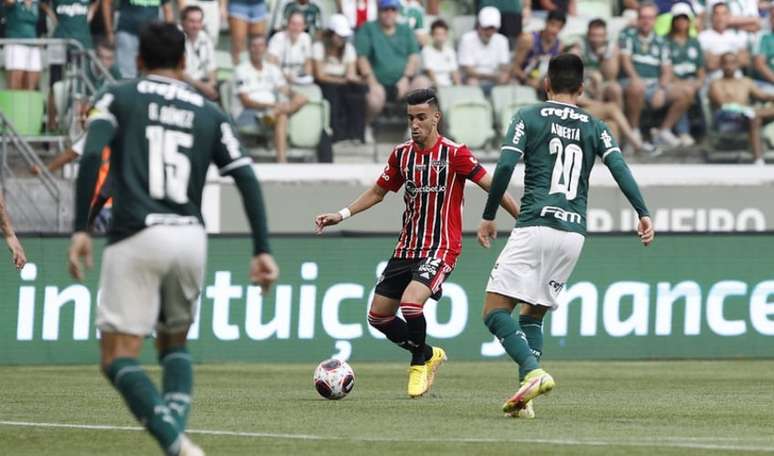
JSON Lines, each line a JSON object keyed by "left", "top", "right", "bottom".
{"left": 69, "top": 100, "right": 117, "bottom": 280}
{"left": 598, "top": 123, "right": 654, "bottom": 246}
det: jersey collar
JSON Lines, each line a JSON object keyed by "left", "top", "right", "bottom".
{"left": 412, "top": 135, "right": 442, "bottom": 154}
{"left": 547, "top": 100, "right": 578, "bottom": 108}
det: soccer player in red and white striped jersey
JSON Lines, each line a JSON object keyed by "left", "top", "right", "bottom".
{"left": 316, "top": 88, "right": 520, "bottom": 398}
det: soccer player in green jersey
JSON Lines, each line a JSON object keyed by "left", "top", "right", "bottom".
{"left": 478, "top": 53, "right": 655, "bottom": 419}
{"left": 67, "top": 22, "right": 279, "bottom": 455}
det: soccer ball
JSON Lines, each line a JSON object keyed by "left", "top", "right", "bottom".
{"left": 313, "top": 358, "right": 355, "bottom": 400}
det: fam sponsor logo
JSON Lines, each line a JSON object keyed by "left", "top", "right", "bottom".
{"left": 540, "top": 205, "right": 582, "bottom": 224}
{"left": 540, "top": 106, "right": 590, "bottom": 122}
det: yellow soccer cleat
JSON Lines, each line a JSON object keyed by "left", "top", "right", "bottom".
{"left": 407, "top": 364, "right": 429, "bottom": 398}
{"left": 425, "top": 346, "right": 447, "bottom": 391}
{"left": 502, "top": 368, "right": 554, "bottom": 414}
{"left": 505, "top": 400, "right": 535, "bottom": 419}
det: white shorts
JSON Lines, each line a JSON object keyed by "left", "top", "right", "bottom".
{"left": 4, "top": 44, "right": 42, "bottom": 72}
{"left": 486, "top": 226, "right": 585, "bottom": 310}
{"left": 96, "top": 224, "right": 207, "bottom": 336}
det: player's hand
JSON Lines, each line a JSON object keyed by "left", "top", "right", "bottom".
{"left": 314, "top": 213, "right": 343, "bottom": 234}
{"left": 637, "top": 216, "right": 654, "bottom": 246}
{"left": 250, "top": 253, "right": 279, "bottom": 294}
{"left": 5, "top": 235, "right": 27, "bottom": 271}
{"left": 477, "top": 220, "right": 497, "bottom": 249}
{"left": 68, "top": 232, "right": 93, "bottom": 281}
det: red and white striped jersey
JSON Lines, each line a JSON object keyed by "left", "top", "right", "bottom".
{"left": 376, "top": 135, "right": 487, "bottom": 267}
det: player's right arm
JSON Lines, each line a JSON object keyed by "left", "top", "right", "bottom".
{"left": 0, "top": 192, "right": 26, "bottom": 271}
{"left": 315, "top": 148, "right": 404, "bottom": 233}
{"left": 597, "top": 122, "right": 654, "bottom": 246}
{"left": 478, "top": 112, "right": 526, "bottom": 248}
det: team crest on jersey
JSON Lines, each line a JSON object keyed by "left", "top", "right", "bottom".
{"left": 600, "top": 130, "right": 613, "bottom": 148}
{"left": 431, "top": 159, "right": 447, "bottom": 173}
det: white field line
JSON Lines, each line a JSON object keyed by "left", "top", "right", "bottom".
{"left": 1, "top": 420, "right": 773, "bottom": 453}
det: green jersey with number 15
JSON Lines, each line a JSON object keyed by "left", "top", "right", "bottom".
{"left": 502, "top": 101, "right": 620, "bottom": 235}
{"left": 89, "top": 75, "right": 252, "bottom": 244}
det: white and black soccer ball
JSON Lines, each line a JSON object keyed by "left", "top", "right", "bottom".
{"left": 313, "top": 358, "right": 355, "bottom": 400}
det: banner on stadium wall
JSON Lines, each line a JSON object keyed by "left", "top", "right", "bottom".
{"left": 2, "top": 234, "right": 773, "bottom": 365}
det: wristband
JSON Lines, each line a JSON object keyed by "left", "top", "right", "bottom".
{"left": 338, "top": 208, "right": 351, "bottom": 220}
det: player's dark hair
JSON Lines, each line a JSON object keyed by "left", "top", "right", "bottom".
{"left": 181, "top": 5, "right": 204, "bottom": 21}
{"left": 405, "top": 88, "right": 440, "bottom": 111}
{"left": 588, "top": 18, "right": 606, "bottom": 30}
{"left": 547, "top": 53, "right": 584, "bottom": 94}
{"left": 430, "top": 19, "right": 449, "bottom": 32}
{"left": 139, "top": 22, "right": 185, "bottom": 70}
{"left": 547, "top": 10, "right": 567, "bottom": 25}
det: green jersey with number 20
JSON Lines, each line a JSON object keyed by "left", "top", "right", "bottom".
{"left": 502, "top": 101, "right": 620, "bottom": 235}
{"left": 89, "top": 75, "right": 252, "bottom": 244}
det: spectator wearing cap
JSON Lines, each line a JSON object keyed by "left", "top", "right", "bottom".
{"left": 4, "top": 0, "right": 42, "bottom": 90}
{"left": 313, "top": 13, "right": 368, "bottom": 142}
{"left": 513, "top": 10, "right": 565, "bottom": 91}
{"left": 182, "top": 5, "right": 218, "bottom": 100}
{"left": 355, "top": 0, "right": 429, "bottom": 142}
{"left": 753, "top": 4, "right": 774, "bottom": 92}
{"left": 476, "top": 0, "right": 531, "bottom": 48}
{"left": 667, "top": 2, "right": 704, "bottom": 146}
{"left": 337, "top": 0, "right": 377, "bottom": 29}
{"left": 267, "top": 10, "right": 314, "bottom": 85}
{"left": 458, "top": 6, "right": 510, "bottom": 94}
{"left": 619, "top": 2, "right": 693, "bottom": 149}
{"left": 698, "top": 2, "right": 749, "bottom": 74}
{"left": 421, "top": 19, "right": 461, "bottom": 87}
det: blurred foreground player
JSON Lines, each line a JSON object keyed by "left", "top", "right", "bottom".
{"left": 67, "top": 22, "right": 279, "bottom": 455}
{"left": 479, "top": 54, "right": 654, "bottom": 418}
{"left": 315, "top": 88, "right": 520, "bottom": 398}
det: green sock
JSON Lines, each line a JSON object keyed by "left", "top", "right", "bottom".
{"left": 159, "top": 347, "right": 193, "bottom": 431}
{"left": 105, "top": 358, "right": 181, "bottom": 456}
{"left": 484, "top": 309, "right": 539, "bottom": 374}
{"left": 518, "top": 315, "right": 544, "bottom": 382}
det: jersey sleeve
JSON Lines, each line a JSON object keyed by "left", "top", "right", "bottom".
{"left": 501, "top": 110, "right": 527, "bottom": 157}
{"left": 211, "top": 111, "right": 253, "bottom": 176}
{"left": 452, "top": 145, "right": 486, "bottom": 182}
{"left": 596, "top": 121, "right": 621, "bottom": 160}
{"left": 376, "top": 148, "right": 405, "bottom": 192}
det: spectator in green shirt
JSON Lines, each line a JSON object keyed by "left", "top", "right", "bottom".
{"left": 102, "top": 0, "right": 175, "bottom": 78}
{"left": 355, "top": 0, "right": 429, "bottom": 142}
{"left": 619, "top": 2, "right": 694, "bottom": 149}
{"left": 3, "top": 0, "right": 42, "bottom": 90}
{"left": 282, "top": 0, "right": 322, "bottom": 36}
{"left": 753, "top": 4, "right": 774, "bottom": 92}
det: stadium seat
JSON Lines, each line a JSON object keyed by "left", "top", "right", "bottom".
{"left": 436, "top": 85, "right": 487, "bottom": 116}
{"left": 288, "top": 84, "right": 330, "bottom": 148}
{"left": 0, "top": 90, "right": 45, "bottom": 135}
{"left": 446, "top": 100, "right": 495, "bottom": 149}
{"left": 577, "top": 0, "right": 613, "bottom": 19}
{"left": 450, "top": 15, "right": 476, "bottom": 44}
{"left": 490, "top": 85, "right": 539, "bottom": 136}
{"left": 215, "top": 50, "right": 234, "bottom": 81}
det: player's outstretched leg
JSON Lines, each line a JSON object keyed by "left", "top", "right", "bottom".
{"left": 102, "top": 334, "right": 183, "bottom": 455}
{"left": 401, "top": 300, "right": 431, "bottom": 398}
{"left": 483, "top": 293, "right": 554, "bottom": 414}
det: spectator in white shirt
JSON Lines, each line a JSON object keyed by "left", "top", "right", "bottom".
{"left": 181, "top": 6, "right": 218, "bottom": 100}
{"left": 458, "top": 6, "right": 511, "bottom": 93}
{"left": 267, "top": 11, "right": 314, "bottom": 84}
{"left": 698, "top": 2, "right": 750, "bottom": 74}
{"left": 313, "top": 13, "right": 368, "bottom": 142}
{"left": 706, "top": 0, "right": 760, "bottom": 35}
{"left": 421, "top": 19, "right": 461, "bottom": 87}
{"left": 234, "top": 34, "right": 308, "bottom": 163}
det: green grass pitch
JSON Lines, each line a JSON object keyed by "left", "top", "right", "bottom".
{"left": 1, "top": 360, "right": 773, "bottom": 455}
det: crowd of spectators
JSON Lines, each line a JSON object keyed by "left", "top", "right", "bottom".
{"left": 3, "top": 0, "right": 774, "bottom": 163}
